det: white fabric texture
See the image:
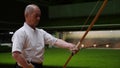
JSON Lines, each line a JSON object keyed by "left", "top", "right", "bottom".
{"left": 12, "top": 23, "right": 57, "bottom": 63}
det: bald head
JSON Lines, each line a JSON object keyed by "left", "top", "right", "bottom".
{"left": 24, "top": 4, "right": 40, "bottom": 17}
{"left": 24, "top": 4, "right": 41, "bottom": 28}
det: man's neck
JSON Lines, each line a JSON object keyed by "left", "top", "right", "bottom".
{"left": 25, "top": 22, "right": 36, "bottom": 30}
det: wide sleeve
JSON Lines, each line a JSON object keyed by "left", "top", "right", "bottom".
{"left": 42, "top": 30, "right": 58, "bottom": 45}
{"left": 12, "top": 30, "right": 26, "bottom": 53}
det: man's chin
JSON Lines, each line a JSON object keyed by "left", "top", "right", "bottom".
{"left": 35, "top": 23, "right": 39, "bottom": 26}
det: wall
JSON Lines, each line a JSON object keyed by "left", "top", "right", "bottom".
{"left": 49, "top": 0, "right": 120, "bottom": 18}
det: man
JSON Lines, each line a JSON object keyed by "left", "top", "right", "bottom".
{"left": 12, "top": 4, "right": 78, "bottom": 68}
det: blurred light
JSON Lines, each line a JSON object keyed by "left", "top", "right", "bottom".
{"left": 110, "top": 30, "right": 113, "bottom": 32}
{"left": 93, "top": 44, "right": 97, "bottom": 47}
{"left": 106, "top": 44, "right": 109, "bottom": 48}
{"left": 9, "top": 32, "right": 14, "bottom": 34}
{"left": 69, "top": 32, "right": 72, "bottom": 34}
{"left": 81, "top": 44, "right": 84, "bottom": 48}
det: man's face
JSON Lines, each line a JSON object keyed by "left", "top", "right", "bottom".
{"left": 30, "top": 8, "right": 41, "bottom": 26}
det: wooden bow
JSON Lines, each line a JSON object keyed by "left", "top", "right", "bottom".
{"left": 63, "top": 0, "right": 108, "bottom": 68}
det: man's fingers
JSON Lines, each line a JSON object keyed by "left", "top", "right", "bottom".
{"left": 70, "top": 46, "right": 79, "bottom": 54}
{"left": 28, "top": 63, "right": 34, "bottom": 68}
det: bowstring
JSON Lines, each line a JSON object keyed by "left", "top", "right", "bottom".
{"left": 80, "top": 0, "right": 101, "bottom": 31}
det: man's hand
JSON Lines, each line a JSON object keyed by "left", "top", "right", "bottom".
{"left": 27, "top": 63, "right": 34, "bottom": 68}
{"left": 71, "top": 47, "right": 79, "bottom": 54}
{"left": 68, "top": 43, "right": 79, "bottom": 54}
{"left": 20, "top": 63, "right": 34, "bottom": 68}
